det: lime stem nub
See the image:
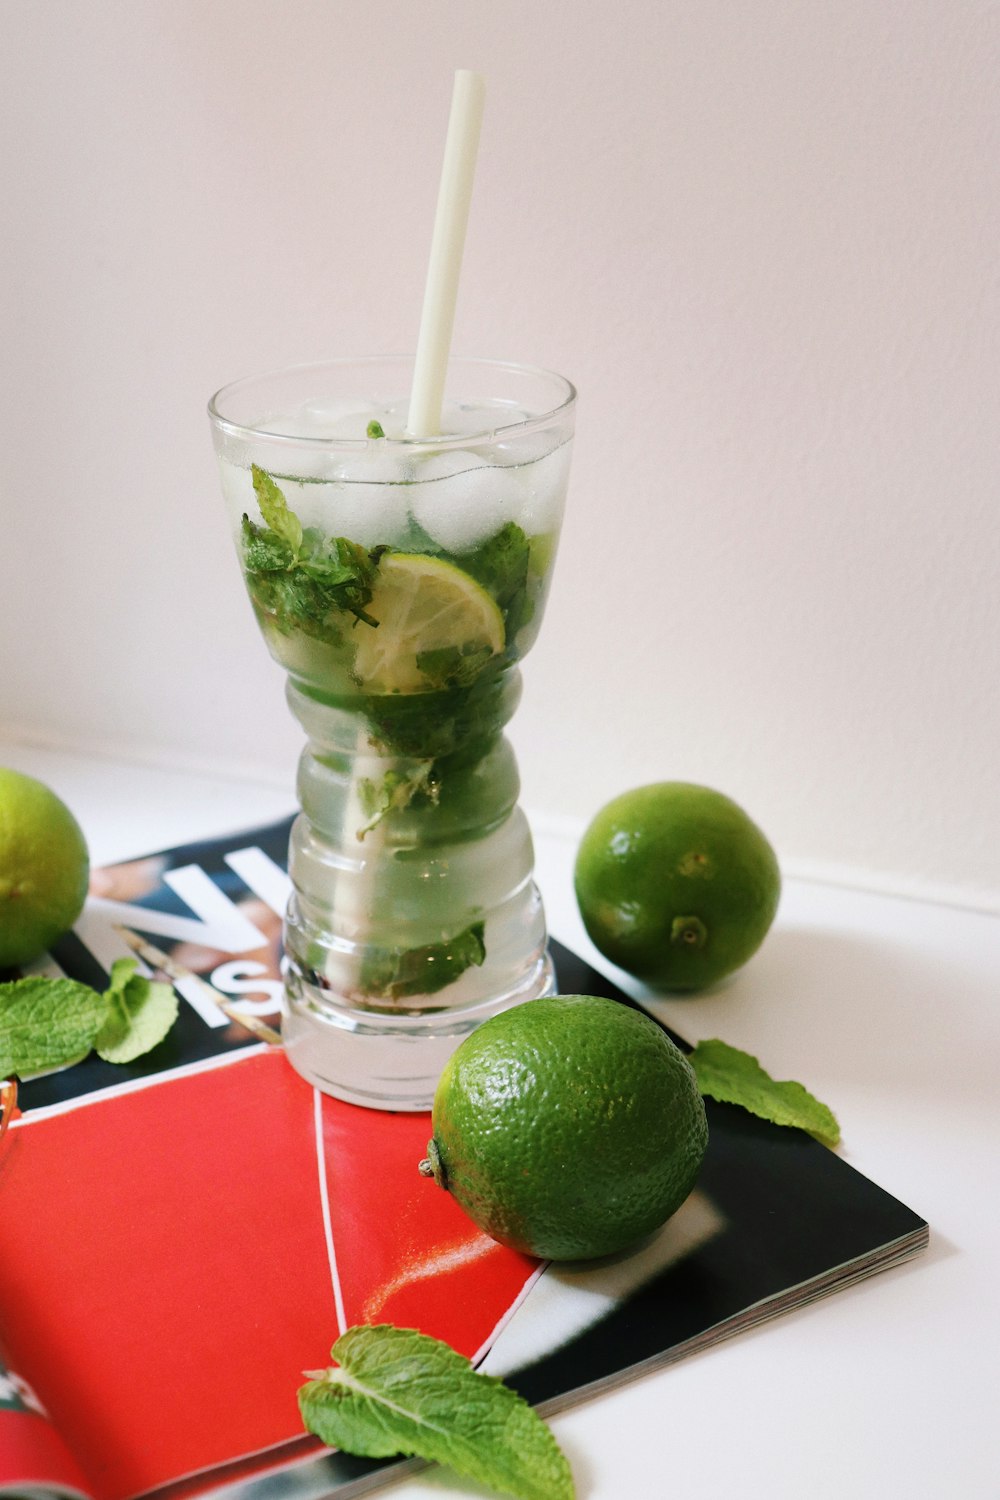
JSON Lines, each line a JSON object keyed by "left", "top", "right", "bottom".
{"left": 418, "top": 1138, "right": 448, "bottom": 1191}
{"left": 670, "top": 915, "right": 708, "bottom": 949}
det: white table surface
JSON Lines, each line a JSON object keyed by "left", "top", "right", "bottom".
{"left": 2, "top": 739, "right": 997, "bottom": 1500}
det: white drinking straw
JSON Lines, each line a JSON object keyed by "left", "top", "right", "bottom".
{"left": 406, "top": 70, "right": 486, "bottom": 438}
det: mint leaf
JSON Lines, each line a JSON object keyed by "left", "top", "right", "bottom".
{"left": 240, "top": 513, "right": 295, "bottom": 573}
{"left": 94, "top": 957, "right": 179, "bottom": 1064}
{"left": 298, "top": 535, "right": 384, "bottom": 627}
{"left": 456, "top": 522, "right": 530, "bottom": 612}
{"left": 357, "top": 763, "right": 439, "bottom": 838}
{"left": 366, "top": 419, "right": 385, "bottom": 439}
{"left": 241, "top": 473, "right": 385, "bottom": 633}
{"left": 415, "top": 643, "right": 495, "bottom": 690}
{"left": 690, "top": 1038, "right": 841, "bottom": 1147}
{"left": 299, "top": 1325, "right": 574, "bottom": 1500}
{"left": 0, "top": 963, "right": 181, "bottom": 1076}
{"left": 252, "top": 463, "right": 302, "bottom": 554}
{"left": 241, "top": 530, "right": 348, "bottom": 641}
{"left": 104, "top": 955, "right": 138, "bottom": 998}
{"left": 362, "top": 652, "right": 509, "bottom": 762}
{"left": 0, "top": 977, "right": 109, "bottom": 1076}
{"left": 452, "top": 522, "right": 536, "bottom": 648}
{"left": 361, "top": 921, "right": 486, "bottom": 1001}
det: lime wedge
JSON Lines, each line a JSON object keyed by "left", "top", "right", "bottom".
{"left": 353, "top": 553, "right": 504, "bottom": 692}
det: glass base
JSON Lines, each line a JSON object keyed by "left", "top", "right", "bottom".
{"left": 281, "top": 948, "right": 557, "bottom": 1111}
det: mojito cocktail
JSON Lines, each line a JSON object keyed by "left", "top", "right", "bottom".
{"left": 209, "top": 358, "right": 575, "bottom": 1108}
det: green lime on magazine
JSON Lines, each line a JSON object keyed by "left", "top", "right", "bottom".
{"left": 1, "top": 788, "right": 927, "bottom": 1500}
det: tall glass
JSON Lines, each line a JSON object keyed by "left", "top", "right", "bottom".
{"left": 208, "top": 358, "right": 575, "bottom": 1109}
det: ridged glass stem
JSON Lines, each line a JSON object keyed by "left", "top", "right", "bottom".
{"left": 282, "top": 669, "right": 548, "bottom": 1018}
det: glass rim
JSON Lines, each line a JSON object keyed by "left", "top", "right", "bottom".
{"left": 207, "top": 354, "right": 577, "bottom": 452}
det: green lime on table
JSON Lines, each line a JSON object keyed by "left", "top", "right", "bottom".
{"left": 420, "top": 993, "right": 708, "bottom": 1261}
{"left": 0, "top": 768, "right": 90, "bottom": 969}
{"left": 353, "top": 552, "right": 504, "bottom": 692}
{"left": 575, "top": 782, "right": 780, "bottom": 992}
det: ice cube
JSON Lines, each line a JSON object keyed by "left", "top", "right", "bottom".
{"left": 217, "top": 458, "right": 256, "bottom": 529}
{"left": 513, "top": 439, "right": 572, "bottom": 535}
{"left": 219, "top": 456, "right": 414, "bottom": 550}
{"left": 228, "top": 400, "right": 392, "bottom": 479}
{"left": 376, "top": 397, "right": 421, "bottom": 439}
{"left": 491, "top": 427, "right": 561, "bottom": 467}
{"left": 300, "top": 397, "right": 379, "bottom": 439}
{"left": 305, "top": 452, "right": 414, "bottom": 548}
{"left": 408, "top": 450, "right": 484, "bottom": 484}
{"left": 234, "top": 435, "right": 337, "bottom": 483}
{"left": 409, "top": 452, "right": 528, "bottom": 553}
{"left": 440, "top": 398, "right": 530, "bottom": 440}
{"left": 226, "top": 467, "right": 329, "bottom": 534}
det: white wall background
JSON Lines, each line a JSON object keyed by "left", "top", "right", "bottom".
{"left": 1, "top": 0, "right": 997, "bottom": 909}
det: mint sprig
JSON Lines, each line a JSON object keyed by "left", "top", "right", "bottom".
{"left": 0, "top": 960, "right": 179, "bottom": 1077}
{"left": 0, "top": 977, "right": 108, "bottom": 1076}
{"left": 252, "top": 463, "right": 303, "bottom": 554}
{"left": 241, "top": 468, "right": 385, "bottom": 630}
{"left": 299, "top": 1325, "right": 574, "bottom": 1500}
{"left": 690, "top": 1037, "right": 841, "bottom": 1147}
{"left": 94, "top": 957, "right": 178, "bottom": 1064}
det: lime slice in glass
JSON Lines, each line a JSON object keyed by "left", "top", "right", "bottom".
{"left": 353, "top": 553, "right": 504, "bottom": 692}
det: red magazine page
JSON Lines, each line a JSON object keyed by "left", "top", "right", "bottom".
{"left": 0, "top": 1050, "right": 538, "bottom": 1500}
{"left": 1, "top": 1367, "right": 93, "bottom": 1500}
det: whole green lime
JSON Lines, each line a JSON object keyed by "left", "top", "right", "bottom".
{"left": 421, "top": 993, "right": 708, "bottom": 1261}
{"left": 575, "top": 782, "right": 780, "bottom": 992}
{"left": 0, "top": 768, "right": 90, "bottom": 969}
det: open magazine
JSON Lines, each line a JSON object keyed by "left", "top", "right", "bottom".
{"left": 0, "top": 816, "right": 929, "bottom": 1500}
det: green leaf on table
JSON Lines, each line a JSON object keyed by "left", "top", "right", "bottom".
{"left": 690, "top": 1037, "right": 841, "bottom": 1147}
{"left": 299, "top": 1324, "right": 574, "bottom": 1500}
{"left": 0, "top": 977, "right": 109, "bottom": 1076}
{"left": 252, "top": 463, "right": 303, "bottom": 554}
{"left": 94, "top": 957, "right": 179, "bottom": 1064}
